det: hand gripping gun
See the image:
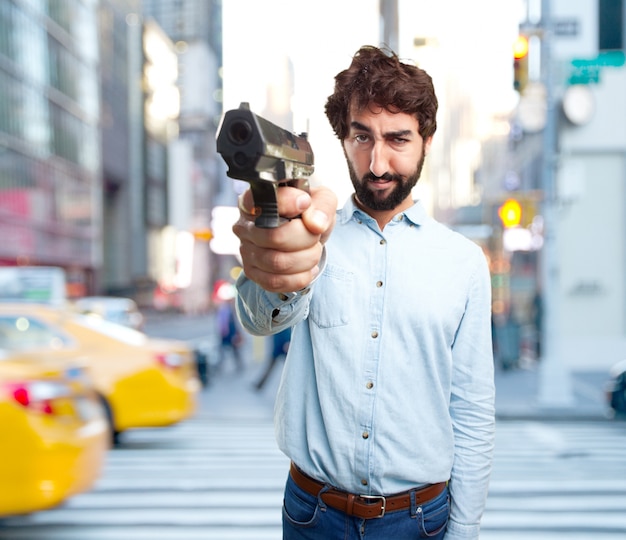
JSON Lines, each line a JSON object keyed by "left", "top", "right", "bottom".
{"left": 216, "top": 102, "right": 314, "bottom": 228}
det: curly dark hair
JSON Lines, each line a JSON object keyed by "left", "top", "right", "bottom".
{"left": 325, "top": 45, "right": 438, "bottom": 141}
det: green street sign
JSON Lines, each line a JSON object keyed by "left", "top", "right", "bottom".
{"left": 568, "top": 51, "right": 626, "bottom": 85}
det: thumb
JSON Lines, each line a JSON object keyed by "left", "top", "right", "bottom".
{"left": 301, "top": 186, "right": 337, "bottom": 237}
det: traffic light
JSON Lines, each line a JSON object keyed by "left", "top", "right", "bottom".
{"left": 498, "top": 198, "right": 522, "bottom": 228}
{"left": 513, "top": 35, "right": 529, "bottom": 93}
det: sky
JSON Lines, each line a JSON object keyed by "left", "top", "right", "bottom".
{"left": 222, "top": 0, "right": 524, "bottom": 205}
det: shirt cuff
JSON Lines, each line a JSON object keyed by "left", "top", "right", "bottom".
{"left": 443, "top": 519, "right": 481, "bottom": 539}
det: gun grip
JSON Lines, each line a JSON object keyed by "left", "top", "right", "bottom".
{"left": 250, "top": 181, "right": 281, "bottom": 228}
{"left": 249, "top": 179, "right": 310, "bottom": 229}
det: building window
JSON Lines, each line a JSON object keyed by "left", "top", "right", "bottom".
{"left": 599, "top": 0, "right": 624, "bottom": 50}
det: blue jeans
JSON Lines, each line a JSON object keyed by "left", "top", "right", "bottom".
{"left": 282, "top": 473, "right": 450, "bottom": 539}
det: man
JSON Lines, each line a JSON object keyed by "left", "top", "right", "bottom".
{"left": 233, "top": 46, "right": 495, "bottom": 540}
{"left": 216, "top": 298, "right": 243, "bottom": 372}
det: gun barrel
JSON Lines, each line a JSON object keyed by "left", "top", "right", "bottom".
{"left": 227, "top": 118, "right": 255, "bottom": 145}
{"left": 217, "top": 103, "right": 314, "bottom": 181}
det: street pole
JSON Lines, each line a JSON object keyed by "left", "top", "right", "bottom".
{"left": 537, "top": 0, "right": 574, "bottom": 407}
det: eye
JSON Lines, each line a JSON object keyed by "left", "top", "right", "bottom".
{"left": 354, "top": 134, "right": 370, "bottom": 143}
{"left": 392, "top": 136, "right": 409, "bottom": 144}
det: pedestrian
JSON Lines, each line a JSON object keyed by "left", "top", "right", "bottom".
{"left": 216, "top": 299, "right": 243, "bottom": 372}
{"left": 232, "top": 45, "right": 495, "bottom": 540}
{"left": 254, "top": 326, "right": 291, "bottom": 391}
{"left": 531, "top": 288, "right": 543, "bottom": 360}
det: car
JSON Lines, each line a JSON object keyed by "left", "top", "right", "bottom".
{"left": 0, "top": 303, "right": 201, "bottom": 445}
{"left": 72, "top": 296, "right": 145, "bottom": 331}
{"left": 607, "top": 359, "right": 626, "bottom": 418}
{"left": 0, "top": 351, "right": 109, "bottom": 517}
{"left": 0, "top": 266, "right": 67, "bottom": 306}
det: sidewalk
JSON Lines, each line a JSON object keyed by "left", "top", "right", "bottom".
{"left": 143, "top": 311, "right": 615, "bottom": 422}
{"left": 198, "top": 361, "right": 614, "bottom": 423}
{"left": 494, "top": 361, "right": 612, "bottom": 421}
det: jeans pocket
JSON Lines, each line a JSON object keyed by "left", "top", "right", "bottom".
{"left": 416, "top": 490, "right": 450, "bottom": 538}
{"left": 282, "top": 475, "right": 321, "bottom": 528}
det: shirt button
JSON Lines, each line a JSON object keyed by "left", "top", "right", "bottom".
{"left": 361, "top": 479, "right": 368, "bottom": 486}
{"left": 376, "top": 281, "right": 383, "bottom": 287}
{"left": 371, "top": 331, "right": 379, "bottom": 339}
{"left": 362, "top": 431, "right": 369, "bottom": 439}
{"left": 379, "top": 239, "right": 386, "bottom": 245}
{"left": 366, "top": 381, "right": 374, "bottom": 389}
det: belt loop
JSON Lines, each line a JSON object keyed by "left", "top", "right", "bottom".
{"left": 317, "top": 484, "right": 330, "bottom": 512}
{"left": 346, "top": 493, "right": 355, "bottom": 515}
{"left": 409, "top": 489, "right": 417, "bottom": 516}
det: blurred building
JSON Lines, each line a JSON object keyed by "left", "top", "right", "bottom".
{"left": 474, "top": 0, "right": 626, "bottom": 372}
{"left": 98, "top": 1, "right": 180, "bottom": 307}
{"left": 0, "top": 0, "right": 224, "bottom": 312}
{"left": 0, "top": 0, "right": 178, "bottom": 303}
{"left": 99, "top": 0, "right": 146, "bottom": 300}
{"left": 543, "top": 0, "right": 626, "bottom": 371}
{"left": 0, "top": 0, "right": 102, "bottom": 296}
{"left": 142, "top": 0, "right": 224, "bottom": 313}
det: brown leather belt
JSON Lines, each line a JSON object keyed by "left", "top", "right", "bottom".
{"left": 289, "top": 462, "right": 446, "bottom": 519}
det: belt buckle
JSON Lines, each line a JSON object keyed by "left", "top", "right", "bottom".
{"left": 359, "top": 495, "right": 386, "bottom": 518}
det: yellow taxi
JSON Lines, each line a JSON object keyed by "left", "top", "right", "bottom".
{"left": 0, "top": 303, "right": 201, "bottom": 445}
{"left": 0, "top": 352, "right": 109, "bottom": 516}
{"left": 72, "top": 296, "right": 145, "bottom": 331}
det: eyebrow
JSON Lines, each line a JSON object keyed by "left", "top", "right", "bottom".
{"left": 350, "top": 121, "right": 414, "bottom": 139}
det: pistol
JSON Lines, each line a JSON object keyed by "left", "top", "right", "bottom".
{"left": 216, "top": 102, "right": 314, "bottom": 228}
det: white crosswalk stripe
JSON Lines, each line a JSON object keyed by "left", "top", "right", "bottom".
{"left": 481, "top": 420, "right": 626, "bottom": 539}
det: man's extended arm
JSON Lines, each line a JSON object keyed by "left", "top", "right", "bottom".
{"left": 232, "top": 185, "right": 336, "bottom": 335}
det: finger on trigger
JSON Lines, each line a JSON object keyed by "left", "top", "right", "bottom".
{"left": 238, "top": 193, "right": 260, "bottom": 217}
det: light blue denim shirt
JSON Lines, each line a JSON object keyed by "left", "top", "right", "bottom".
{"left": 236, "top": 197, "right": 495, "bottom": 539}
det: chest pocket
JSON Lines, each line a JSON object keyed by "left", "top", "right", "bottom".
{"left": 308, "top": 264, "right": 353, "bottom": 328}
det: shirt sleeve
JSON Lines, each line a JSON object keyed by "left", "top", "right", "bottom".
{"left": 234, "top": 246, "right": 327, "bottom": 335}
{"left": 445, "top": 252, "right": 496, "bottom": 540}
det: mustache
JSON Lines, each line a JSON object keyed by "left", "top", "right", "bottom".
{"left": 364, "top": 172, "right": 402, "bottom": 182}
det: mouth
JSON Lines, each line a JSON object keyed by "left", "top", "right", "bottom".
{"left": 368, "top": 177, "right": 395, "bottom": 191}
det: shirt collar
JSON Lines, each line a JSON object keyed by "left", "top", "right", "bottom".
{"left": 338, "top": 195, "right": 429, "bottom": 227}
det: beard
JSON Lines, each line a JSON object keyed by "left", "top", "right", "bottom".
{"left": 346, "top": 148, "right": 426, "bottom": 212}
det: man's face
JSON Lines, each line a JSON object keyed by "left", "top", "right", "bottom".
{"left": 342, "top": 104, "right": 432, "bottom": 213}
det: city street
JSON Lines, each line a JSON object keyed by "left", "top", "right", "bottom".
{"left": 2, "top": 1, "right": 626, "bottom": 537}
{"left": 1, "top": 314, "right": 625, "bottom": 539}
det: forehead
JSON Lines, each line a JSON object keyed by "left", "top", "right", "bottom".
{"left": 348, "top": 102, "right": 419, "bottom": 133}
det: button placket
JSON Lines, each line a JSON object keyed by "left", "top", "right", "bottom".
{"left": 356, "top": 230, "right": 386, "bottom": 493}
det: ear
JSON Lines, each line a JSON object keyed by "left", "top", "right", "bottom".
{"left": 423, "top": 136, "right": 434, "bottom": 155}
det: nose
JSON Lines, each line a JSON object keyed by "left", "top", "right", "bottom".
{"left": 369, "top": 142, "right": 389, "bottom": 178}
